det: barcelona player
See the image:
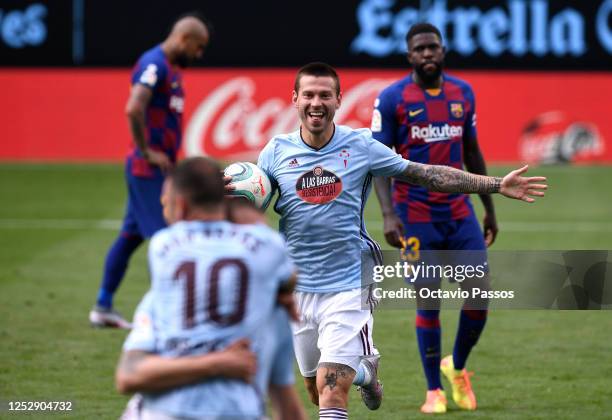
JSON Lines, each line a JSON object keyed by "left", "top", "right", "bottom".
{"left": 89, "top": 15, "right": 210, "bottom": 328}
{"left": 372, "top": 23, "right": 498, "bottom": 413}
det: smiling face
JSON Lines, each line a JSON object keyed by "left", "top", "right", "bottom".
{"left": 292, "top": 75, "right": 341, "bottom": 141}
{"left": 407, "top": 32, "right": 445, "bottom": 86}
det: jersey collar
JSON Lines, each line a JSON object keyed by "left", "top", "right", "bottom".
{"left": 299, "top": 124, "right": 336, "bottom": 152}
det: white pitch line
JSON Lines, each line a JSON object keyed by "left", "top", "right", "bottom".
{"left": 0, "top": 219, "right": 121, "bottom": 230}
{"left": 501, "top": 222, "right": 612, "bottom": 233}
{"left": 365, "top": 221, "right": 612, "bottom": 233}
{"left": 0, "top": 218, "right": 611, "bottom": 233}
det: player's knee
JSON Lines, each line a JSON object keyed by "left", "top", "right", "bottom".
{"left": 316, "top": 363, "right": 354, "bottom": 408}
{"left": 318, "top": 385, "right": 349, "bottom": 408}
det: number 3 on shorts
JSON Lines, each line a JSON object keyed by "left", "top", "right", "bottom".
{"left": 400, "top": 236, "right": 420, "bottom": 262}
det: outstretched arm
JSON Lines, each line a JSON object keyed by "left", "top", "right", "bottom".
{"left": 115, "top": 338, "right": 256, "bottom": 394}
{"left": 395, "top": 163, "right": 547, "bottom": 202}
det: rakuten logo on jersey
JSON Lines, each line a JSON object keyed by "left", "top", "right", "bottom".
{"left": 411, "top": 124, "right": 463, "bottom": 143}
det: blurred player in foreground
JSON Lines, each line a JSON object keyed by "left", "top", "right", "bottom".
{"left": 372, "top": 23, "right": 496, "bottom": 413}
{"left": 225, "top": 197, "right": 306, "bottom": 420}
{"left": 115, "top": 158, "right": 305, "bottom": 419}
{"left": 90, "top": 14, "right": 210, "bottom": 328}
{"left": 228, "top": 62, "right": 546, "bottom": 420}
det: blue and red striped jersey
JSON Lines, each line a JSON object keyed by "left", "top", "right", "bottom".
{"left": 128, "top": 45, "right": 184, "bottom": 177}
{"left": 372, "top": 73, "right": 477, "bottom": 223}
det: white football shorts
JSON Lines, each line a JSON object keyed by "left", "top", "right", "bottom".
{"left": 292, "top": 287, "right": 378, "bottom": 377}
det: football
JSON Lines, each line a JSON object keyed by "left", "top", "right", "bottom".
{"left": 224, "top": 162, "right": 273, "bottom": 209}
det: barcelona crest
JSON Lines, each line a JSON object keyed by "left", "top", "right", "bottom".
{"left": 450, "top": 102, "right": 464, "bottom": 118}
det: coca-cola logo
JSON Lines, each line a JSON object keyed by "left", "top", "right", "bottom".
{"left": 519, "top": 111, "right": 604, "bottom": 164}
{"left": 184, "top": 76, "right": 394, "bottom": 160}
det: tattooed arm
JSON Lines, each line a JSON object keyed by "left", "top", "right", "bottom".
{"left": 395, "top": 163, "right": 547, "bottom": 202}
{"left": 115, "top": 339, "right": 256, "bottom": 394}
{"left": 396, "top": 161, "right": 501, "bottom": 193}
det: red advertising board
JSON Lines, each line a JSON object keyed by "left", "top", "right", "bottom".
{"left": 1, "top": 69, "right": 611, "bottom": 163}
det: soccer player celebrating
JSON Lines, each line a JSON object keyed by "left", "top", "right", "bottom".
{"left": 371, "top": 23, "right": 503, "bottom": 413}
{"left": 116, "top": 157, "right": 305, "bottom": 420}
{"left": 90, "top": 15, "right": 210, "bottom": 328}
{"left": 226, "top": 62, "right": 546, "bottom": 419}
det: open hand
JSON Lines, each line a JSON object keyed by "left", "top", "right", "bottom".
{"left": 500, "top": 165, "right": 547, "bottom": 203}
{"left": 215, "top": 338, "right": 257, "bottom": 382}
{"left": 483, "top": 213, "right": 498, "bottom": 247}
{"left": 223, "top": 175, "right": 235, "bottom": 193}
{"left": 383, "top": 213, "right": 405, "bottom": 248}
{"left": 146, "top": 150, "right": 173, "bottom": 174}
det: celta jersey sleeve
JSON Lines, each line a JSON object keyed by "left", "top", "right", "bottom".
{"left": 269, "top": 310, "right": 295, "bottom": 386}
{"left": 132, "top": 53, "right": 168, "bottom": 91}
{"left": 365, "top": 130, "right": 410, "bottom": 177}
{"left": 257, "top": 140, "right": 279, "bottom": 191}
{"left": 123, "top": 291, "right": 156, "bottom": 353}
{"left": 268, "top": 229, "right": 294, "bottom": 287}
{"left": 371, "top": 88, "right": 397, "bottom": 147}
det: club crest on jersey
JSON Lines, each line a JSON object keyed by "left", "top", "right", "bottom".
{"left": 296, "top": 166, "right": 342, "bottom": 204}
{"left": 338, "top": 149, "right": 350, "bottom": 168}
{"left": 450, "top": 102, "right": 464, "bottom": 118}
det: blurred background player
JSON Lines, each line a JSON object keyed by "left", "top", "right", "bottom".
{"left": 226, "top": 197, "right": 306, "bottom": 420}
{"left": 372, "top": 23, "right": 497, "bottom": 413}
{"left": 244, "top": 62, "right": 545, "bottom": 420}
{"left": 89, "top": 14, "right": 210, "bottom": 328}
{"left": 116, "top": 157, "right": 305, "bottom": 419}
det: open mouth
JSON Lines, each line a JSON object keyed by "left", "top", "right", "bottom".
{"left": 308, "top": 111, "right": 325, "bottom": 122}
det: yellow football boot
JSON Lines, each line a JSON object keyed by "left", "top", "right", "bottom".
{"left": 440, "top": 355, "right": 477, "bottom": 410}
{"left": 420, "top": 388, "right": 447, "bottom": 414}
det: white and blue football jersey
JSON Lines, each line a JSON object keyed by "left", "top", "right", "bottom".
{"left": 123, "top": 220, "right": 294, "bottom": 419}
{"left": 258, "top": 124, "right": 409, "bottom": 293}
{"left": 254, "top": 307, "right": 295, "bottom": 392}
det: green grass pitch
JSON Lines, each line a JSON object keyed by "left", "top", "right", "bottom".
{"left": 1, "top": 164, "right": 611, "bottom": 419}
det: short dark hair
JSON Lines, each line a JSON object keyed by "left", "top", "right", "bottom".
{"left": 170, "top": 157, "right": 224, "bottom": 208}
{"left": 294, "top": 62, "right": 341, "bottom": 96}
{"left": 405, "top": 22, "right": 443, "bottom": 47}
{"left": 170, "top": 11, "right": 214, "bottom": 38}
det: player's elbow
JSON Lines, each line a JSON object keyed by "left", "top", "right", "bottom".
{"left": 125, "top": 101, "right": 145, "bottom": 120}
{"left": 115, "top": 370, "right": 141, "bottom": 394}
